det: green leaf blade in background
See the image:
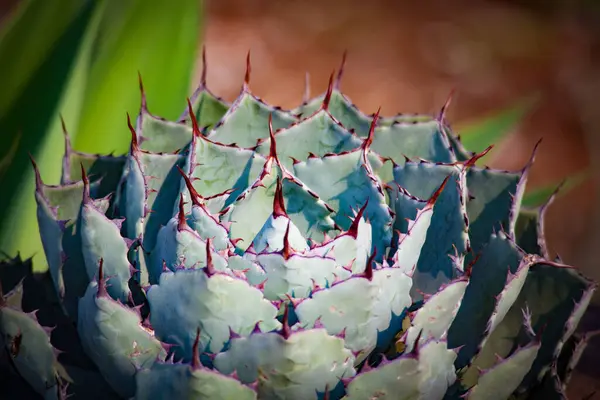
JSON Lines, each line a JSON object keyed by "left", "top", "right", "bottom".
{"left": 0, "top": 1, "right": 100, "bottom": 272}
{"left": 455, "top": 93, "right": 540, "bottom": 154}
{"left": 521, "top": 169, "right": 590, "bottom": 208}
{"left": 74, "top": 0, "right": 202, "bottom": 154}
{"left": 0, "top": 0, "right": 204, "bottom": 272}
{"left": 0, "top": 0, "right": 87, "bottom": 120}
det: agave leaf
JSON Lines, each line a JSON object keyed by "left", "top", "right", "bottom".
{"left": 403, "top": 279, "right": 468, "bottom": 352}
{"left": 206, "top": 88, "right": 297, "bottom": 148}
{"left": 295, "top": 266, "right": 413, "bottom": 362}
{"left": 516, "top": 263, "right": 596, "bottom": 389}
{"left": 390, "top": 162, "right": 468, "bottom": 295}
{"left": 0, "top": 283, "right": 61, "bottom": 398}
{"left": 448, "top": 233, "right": 524, "bottom": 368}
{"left": 526, "top": 367, "right": 568, "bottom": 400}
{"left": 136, "top": 113, "right": 194, "bottom": 154}
{"left": 184, "top": 89, "right": 230, "bottom": 132}
{"left": 343, "top": 340, "right": 457, "bottom": 400}
{"left": 214, "top": 327, "right": 356, "bottom": 399}
{"left": 0, "top": 255, "right": 119, "bottom": 399}
{"left": 221, "top": 160, "right": 336, "bottom": 252}
{"left": 465, "top": 163, "right": 527, "bottom": 257}
{"left": 150, "top": 206, "right": 229, "bottom": 285}
{"left": 371, "top": 119, "right": 456, "bottom": 166}
{"left": 514, "top": 182, "right": 559, "bottom": 259}
{"left": 293, "top": 148, "right": 393, "bottom": 259}
{"left": 80, "top": 180, "right": 133, "bottom": 303}
{"left": 254, "top": 109, "right": 363, "bottom": 170}
{"left": 466, "top": 342, "right": 541, "bottom": 400}
{"left": 179, "top": 131, "right": 266, "bottom": 211}
{"left": 462, "top": 260, "right": 595, "bottom": 394}
{"left": 147, "top": 268, "right": 281, "bottom": 360}
{"left": 77, "top": 274, "right": 167, "bottom": 399}
{"left": 135, "top": 361, "right": 258, "bottom": 400}
{"left": 66, "top": 151, "right": 127, "bottom": 202}
{"left": 73, "top": 0, "right": 201, "bottom": 154}
{"left": 295, "top": 90, "right": 372, "bottom": 136}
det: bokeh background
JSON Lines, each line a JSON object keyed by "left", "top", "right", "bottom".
{"left": 1, "top": 0, "right": 599, "bottom": 397}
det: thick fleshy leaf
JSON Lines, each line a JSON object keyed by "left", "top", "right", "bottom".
{"left": 404, "top": 279, "right": 468, "bottom": 352}
{"left": 465, "top": 166, "right": 525, "bottom": 256}
{"left": 150, "top": 215, "right": 228, "bottom": 284}
{"left": 221, "top": 160, "right": 336, "bottom": 252}
{"left": 32, "top": 158, "right": 111, "bottom": 318}
{"left": 180, "top": 51, "right": 230, "bottom": 130}
{"left": 206, "top": 90, "right": 297, "bottom": 147}
{"left": 184, "top": 88, "right": 230, "bottom": 131}
{"left": 0, "top": 289, "right": 60, "bottom": 398}
{"left": 136, "top": 111, "right": 193, "bottom": 154}
{"left": 135, "top": 361, "right": 257, "bottom": 400}
{"left": 309, "top": 210, "right": 372, "bottom": 275}
{"left": 80, "top": 181, "right": 132, "bottom": 303}
{"left": 147, "top": 269, "right": 280, "bottom": 360}
{"left": 371, "top": 120, "right": 455, "bottom": 166}
{"left": 120, "top": 141, "right": 187, "bottom": 284}
{"left": 77, "top": 279, "right": 166, "bottom": 399}
{"left": 180, "top": 132, "right": 266, "bottom": 210}
{"left": 295, "top": 90, "right": 372, "bottom": 136}
{"left": 466, "top": 342, "right": 541, "bottom": 400}
{"left": 214, "top": 328, "right": 356, "bottom": 399}
{"left": 255, "top": 109, "right": 362, "bottom": 169}
{"left": 390, "top": 162, "right": 468, "bottom": 294}
{"left": 295, "top": 267, "right": 413, "bottom": 360}
{"left": 515, "top": 263, "right": 596, "bottom": 389}
{"left": 448, "top": 233, "right": 524, "bottom": 368}
{"left": 343, "top": 340, "right": 457, "bottom": 400}
{"left": 293, "top": 149, "right": 393, "bottom": 258}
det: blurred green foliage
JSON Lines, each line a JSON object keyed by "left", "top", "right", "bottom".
{"left": 0, "top": 0, "right": 203, "bottom": 271}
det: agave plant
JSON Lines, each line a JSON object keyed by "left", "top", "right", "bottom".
{"left": 0, "top": 53, "right": 596, "bottom": 400}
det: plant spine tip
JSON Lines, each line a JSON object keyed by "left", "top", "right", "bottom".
{"left": 464, "top": 145, "right": 493, "bottom": 168}
{"left": 282, "top": 220, "right": 293, "bottom": 260}
{"left": 334, "top": 51, "right": 347, "bottom": 89}
{"left": 268, "top": 113, "right": 278, "bottom": 160}
{"left": 96, "top": 258, "right": 108, "bottom": 298}
{"left": 244, "top": 51, "right": 251, "bottom": 87}
{"left": 186, "top": 98, "right": 201, "bottom": 137}
{"left": 205, "top": 238, "right": 215, "bottom": 276}
{"left": 191, "top": 327, "right": 202, "bottom": 370}
{"left": 200, "top": 45, "right": 207, "bottom": 87}
{"left": 137, "top": 71, "right": 147, "bottom": 110}
{"left": 177, "top": 166, "right": 203, "bottom": 207}
{"left": 363, "top": 248, "right": 376, "bottom": 281}
{"left": 322, "top": 71, "right": 335, "bottom": 111}
{"left": 279, "top": 306, "right": 291, "bottom": 339}
{"left": 273, "top": 178, "right": 288, "bottom": 218}
{"left": 426, "top": 175, "right": 450, "bottom": 209}
{"left": 177, "top": 194, "right": 187, "bottom": 230}
{"left": 126, "top": 113, "right": 139, "bottom": 152}
{"left": 347, "top": 200, "right": 368, "bottom": 239}
{"left": 362, "top": 107, "right": 381, "bottom": 150}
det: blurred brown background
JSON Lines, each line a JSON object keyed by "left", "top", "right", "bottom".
{"left": 1, "top": 0, "right": 599, "bottom": 396}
